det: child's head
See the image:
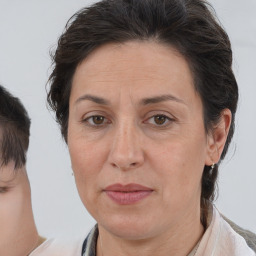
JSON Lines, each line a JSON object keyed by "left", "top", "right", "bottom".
{"left": 0, "top": 85, "right": 39, "bottom": 256}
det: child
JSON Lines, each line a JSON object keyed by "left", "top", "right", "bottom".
{"left": 0, "top": 85, "right": 84, "bottom": 256}
{"left": 0, "top": 85, "right": 44, "bottom": 256}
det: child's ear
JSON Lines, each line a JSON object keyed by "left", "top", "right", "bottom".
{"left": 205, "top": 109, "right": 232, "bottom": 166}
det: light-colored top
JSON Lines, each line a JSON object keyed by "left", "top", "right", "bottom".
{"left": 222, "top": 214, "right": 256, "bottom": 252}
{"left": 29, "top": 237, "right": 84, "bottom": 256}
{"left": 82, "top": 205, "right": 255, "bottom": 256}
{"left": 194, "top": 206, "right": 255, "bottom": 256}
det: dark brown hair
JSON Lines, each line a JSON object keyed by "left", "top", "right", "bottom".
{"left": 47, "top": 0, "right": 238, "bottom": 226}
{"left": 0, "top": 85, "right": 31, "bottom": 169}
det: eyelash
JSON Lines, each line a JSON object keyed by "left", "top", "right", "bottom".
{"left": 82, "top": 114, "right": 174, "bottom": 128}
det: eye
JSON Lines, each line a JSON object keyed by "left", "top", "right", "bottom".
{"left": 83, "top": 115, "right": 110, "bottom": 126}
{"left": 0, "top": 187, "right": 8, "bottom": 193}
{"left": 147, "top": 114, "right": 173, "bottom": 126}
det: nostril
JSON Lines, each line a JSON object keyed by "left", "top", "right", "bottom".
{"left": 111, "top": 162, "right": 138, "bottom": 169}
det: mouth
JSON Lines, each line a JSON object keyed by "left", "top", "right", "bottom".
{"left": 103, "top": 183, "right": 153, "bottom": 205}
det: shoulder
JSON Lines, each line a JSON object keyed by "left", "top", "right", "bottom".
{"left": 221, "top": 214, "right": 256, "bottom": 253}
{"left": 198, "top": 205, "right": 256, "bottom": 255}
{"left": 29, "top": 237, "right": 85, "bottom": 256}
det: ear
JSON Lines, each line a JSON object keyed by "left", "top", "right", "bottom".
{"left": 205, "top": 109, "right": 232, "bottom": 166}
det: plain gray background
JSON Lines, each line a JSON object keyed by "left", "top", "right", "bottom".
{"left": 0, "top": 0, "right": 255, "bottom": 239}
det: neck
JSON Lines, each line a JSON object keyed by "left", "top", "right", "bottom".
{"left": 97, "top": 212, "right": 204, "bottom": 256}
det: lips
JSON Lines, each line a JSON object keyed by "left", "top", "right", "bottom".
{"left": 103, "top": 183, "right": 153, "bottom": 205}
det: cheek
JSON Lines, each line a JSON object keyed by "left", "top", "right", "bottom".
{"left": 68, "top": 120, "right": 111, "bottom": 175}
{"left": 0, "top": 195, "right": 23, "bottom": 246}
{"left": 68, "top": 136, "right": 108, "bottom": 202}
{"left": 149, "top": 137, "right": 206, "bottom": 202}
{"left": 0, "top": 190, "right": 36, "bottom": 256}
{"left": 69, "top": 139, "right": 104, "bottom": 176}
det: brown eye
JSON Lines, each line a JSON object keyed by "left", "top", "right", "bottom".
{"left": 92, "top": 116, "right": 105, "bottom": 125}
{"left": 146, "top": 114, "right": 173, "bottom": 127}
{"left": 0, "top": 187, "right": 8, "bottom": 193}
{"left": 154, "top": 115, "right": 168, "bottom": 125}
{"left": 84, "top": 115, "right": 109, "bottom": 126}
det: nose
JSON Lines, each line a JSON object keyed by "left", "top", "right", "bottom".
{"left": 108, "top": 121, "right": 144, "bottom": 170}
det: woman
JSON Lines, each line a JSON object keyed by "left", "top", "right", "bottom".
{"left": 47, "top": 0, "right": 255, "bottom": 255}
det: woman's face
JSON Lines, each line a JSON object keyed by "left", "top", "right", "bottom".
{"left": 68, "top": 41, "right": 215, "bottom": 239}
{"left": 0, "top": 161, "right": 38, "bottom": 256}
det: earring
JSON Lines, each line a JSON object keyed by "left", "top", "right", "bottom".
{"left": 210, "top": 163, "right": 215, "bottom": 171}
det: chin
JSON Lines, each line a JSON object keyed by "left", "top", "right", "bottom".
{"left": 99, "top": 213, "right": 158, "bottom": 240}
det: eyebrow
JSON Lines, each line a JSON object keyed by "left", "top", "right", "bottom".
{"left": 75, "top": 94, "right": 110, "bottom": 105}
{"left": 75, "top": 94, "right": 186, "bottom": 106}
{"left": 140, "top": 94, "right": 186, "bottom": 105}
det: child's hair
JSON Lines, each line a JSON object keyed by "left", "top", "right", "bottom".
{"left": 0, "top": 85, "right": 31, "bottom": 168}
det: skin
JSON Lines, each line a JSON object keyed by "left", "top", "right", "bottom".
{"left": 68, "top": 41, "right": 231, "bottom": 256}
{"left": 0, "top": 161, "right": 40, "bottom": 256}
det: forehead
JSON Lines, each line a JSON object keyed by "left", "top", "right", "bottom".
{"left": 0, "top": 161, "right": 16, "bottom": 181}
{"left": 0, "top": 162, "right": 27, "bottom": 186}
{"left": 71, "top": 41, "right": 196, "bottom": 104}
